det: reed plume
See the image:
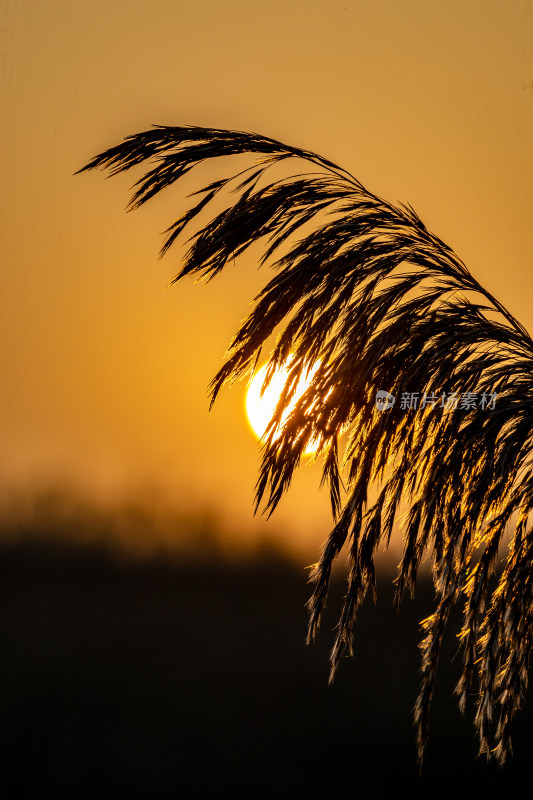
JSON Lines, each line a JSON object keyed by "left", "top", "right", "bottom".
{"left": 78, "top": 125, "right": 533, "bottom": 766}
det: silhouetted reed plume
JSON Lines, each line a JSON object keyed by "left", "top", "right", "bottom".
{"left": 79, "top": 125, "right": 533, "bottom": 766}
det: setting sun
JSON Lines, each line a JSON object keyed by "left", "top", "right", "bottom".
{"left": 245, "top": 359, "right": 321, "bottom": 456}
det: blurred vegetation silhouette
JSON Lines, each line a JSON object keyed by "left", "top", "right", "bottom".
{"left": 79, "top": 125, "right": 533, "bottom": 766}
{"left": 1, "top": 498, "right": 532, "bottom": 796}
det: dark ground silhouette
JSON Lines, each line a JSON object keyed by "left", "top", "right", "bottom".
{"left": 0, "top": 516, "right": 530, "bottom": 798}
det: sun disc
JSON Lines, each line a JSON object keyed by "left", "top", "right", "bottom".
{"left": 245, "top": 358, "right": 321, "bottom": 456}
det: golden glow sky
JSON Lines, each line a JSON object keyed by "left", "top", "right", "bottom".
{"left": 2, "top": 0, "right": 533, "bottom": 558}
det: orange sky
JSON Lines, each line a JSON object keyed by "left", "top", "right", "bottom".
{"left": 1, "top": 0, "right": 533, "bottom": 559}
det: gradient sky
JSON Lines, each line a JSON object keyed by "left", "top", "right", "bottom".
{"left": 2, "top": 0, "right": 533, "bottom": 558}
